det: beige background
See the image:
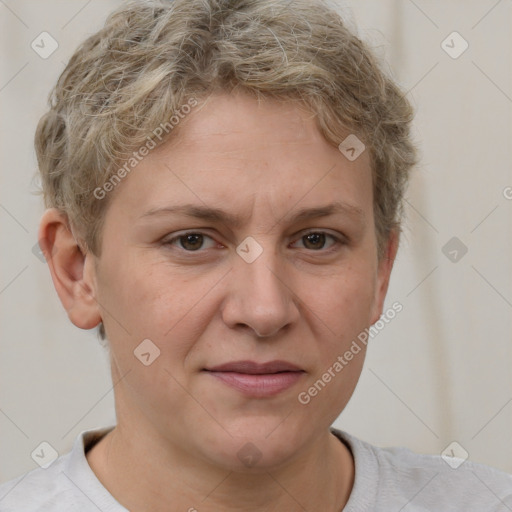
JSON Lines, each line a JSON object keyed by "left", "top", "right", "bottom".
{"left": 0, "top": 0, "right": 511, "bottom": 482}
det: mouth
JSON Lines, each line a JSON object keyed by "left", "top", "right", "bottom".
{"left": 203, "top": 360, "right": 305, "bottom": 398}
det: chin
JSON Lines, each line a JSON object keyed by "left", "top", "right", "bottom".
{"left": 199, "top": 417, "right": 308, "bottom": 472}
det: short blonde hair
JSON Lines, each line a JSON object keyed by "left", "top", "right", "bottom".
{"left": 35, "top": 0, "right": 416, "bottom": 339}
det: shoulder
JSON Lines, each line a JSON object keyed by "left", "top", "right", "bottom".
{"left": 0, "top": 453, "right": 80, "bottom": 512}
{"left": 0, "top": 426, "right": 119, "bottom": 512}
{"left": 331, "top": 428, "right": 512, "bottom": 511}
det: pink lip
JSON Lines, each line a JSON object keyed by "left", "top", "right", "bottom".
{"left": 204, "top": 360, "right": 305, "bottom": 397}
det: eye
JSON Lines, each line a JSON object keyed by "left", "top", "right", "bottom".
{"left": 291, "top": 231, "right": 344, "bottom": 252}
{"left": 163, "top": 232, "right": 218, "bottom": 252}
{"left": 161, "top": 230, "right": 345, "bottom": 254}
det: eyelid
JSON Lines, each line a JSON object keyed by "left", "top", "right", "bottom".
{"left": 162, "top": 229, "right": 347, "bottom": 253}
{"left": 162, "top": 231, "right": 220, "bottom": 249}
{"left": 291, "top": 229, "right": 346, "bottom": 251}
{"left": 295, "top": 228, "right": 346, "bottom": 241}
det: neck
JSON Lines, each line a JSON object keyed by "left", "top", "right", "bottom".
{"left": 86, "top": 420, "right": 354, "bottom": 512}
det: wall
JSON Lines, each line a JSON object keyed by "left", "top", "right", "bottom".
{"left": 0, "top": 0, "right": 511, "bottom": 482}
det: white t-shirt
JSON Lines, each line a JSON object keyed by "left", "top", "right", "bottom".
{"left": 0, "top": 425, "right": 511, "bottom": 511}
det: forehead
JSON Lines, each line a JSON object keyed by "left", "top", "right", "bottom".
{"left": 172, "top": 93, "right": 322, "bottom": 148}
{"left": 108, "top": 91, "right": 373, "bottom": 226}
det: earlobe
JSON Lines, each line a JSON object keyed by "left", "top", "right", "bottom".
{"left": 369, "top": 229, "right": 400, "bottom": 325}
{"left": 38, "top": 208, "right": 102, "bottom": 330}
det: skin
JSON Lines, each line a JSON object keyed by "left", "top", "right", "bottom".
{"left": 39, "top": 90, "right": 399, "bottom": 512}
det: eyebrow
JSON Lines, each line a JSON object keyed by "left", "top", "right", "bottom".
{"left": 139, "top": 201, "right": 365, "bottom": 228}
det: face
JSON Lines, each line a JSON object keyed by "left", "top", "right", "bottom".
{"left": 84, "top": 91, "right": 395, "bottom": 470}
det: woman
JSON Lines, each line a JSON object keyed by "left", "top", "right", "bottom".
{"left": 1, "top": 0, "right": 510, "bottom": 510}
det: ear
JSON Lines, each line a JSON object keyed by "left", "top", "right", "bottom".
{"left": 38, "top": 208, "right": 102, "bottom": 330}
{"left": 369, "top": 228, "right": 400, "bottom": 325}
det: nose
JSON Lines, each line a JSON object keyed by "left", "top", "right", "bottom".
{"left": 221, "top": 244, "right": 300, "bottom": 338}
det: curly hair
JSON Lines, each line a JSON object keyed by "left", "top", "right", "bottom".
{"left": 34, "top": 0, "right": 417, "bottom": 339}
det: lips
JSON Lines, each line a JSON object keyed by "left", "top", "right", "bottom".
{"left": 204, "top": 360, "right": 305, "bottom": 397}
{"left": 206, "top": 360, "right": 303, "bottom": 374}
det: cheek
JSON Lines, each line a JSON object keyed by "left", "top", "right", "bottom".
{"left": 297, "top": 270, "right": 372, "bottom": 420}
{"left": 301, "top": 262, "right": 377, "bottom": 330}
{"left": 99, "top": 259, "right": 223, "bottom": 358}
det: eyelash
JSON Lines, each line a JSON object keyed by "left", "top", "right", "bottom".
{"left": 161, "top": 230, "right": 346, "bottom": 255}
